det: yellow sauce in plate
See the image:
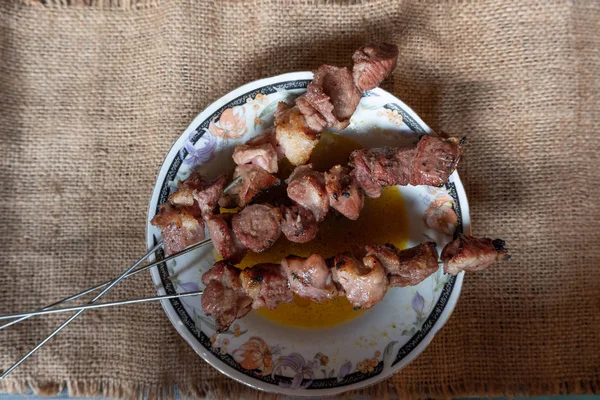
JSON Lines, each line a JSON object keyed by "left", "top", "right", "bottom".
{"left": 235, "top": 132, "right": 410, "bottom": 328}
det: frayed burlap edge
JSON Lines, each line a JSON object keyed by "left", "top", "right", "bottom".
{"left": 16, "top": 0, "right": 377, "bottom": 9}
{"left": 16, "top": 0, "right": 162, "bottom": 9}
{"left": 1, "top": 377, "right": 598, "bottom": 399}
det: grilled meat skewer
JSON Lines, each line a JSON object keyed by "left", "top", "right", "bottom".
{"left": 151, "top": 42, "right": 462, "bottom": 259}
{"left": 226, "top": 42, "right": 399, "bottom": 198}
{"left": 152, "top": 134, "right": 464, "bottom": 258}
{"left": 350, "top": 136, "right": 465, "bottom": 198}
{"left": 202, "top": 236, "right": 508, "bottom": 332}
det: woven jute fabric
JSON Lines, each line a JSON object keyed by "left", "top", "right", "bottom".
{"left": 1, "top": 1, "right": 598, "bottom": 398}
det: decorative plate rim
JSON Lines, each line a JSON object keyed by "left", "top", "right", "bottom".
{"left": 145, "top": 72, "right": 471, "bottom": 396}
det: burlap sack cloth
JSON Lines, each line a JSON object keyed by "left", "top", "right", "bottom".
{"left": 1, "top": 0, "right": 598, "bottom": 398}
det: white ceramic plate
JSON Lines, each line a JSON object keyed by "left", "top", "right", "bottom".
{"left": 146, "top": 72, "right": 470, "bottom": 396}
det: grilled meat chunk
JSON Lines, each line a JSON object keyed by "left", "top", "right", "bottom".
{"left": 245, "top": 128, "right": 285, "bottom": 158}
{"left": 232, "top": 142, "right": 279, "bottom": 174}
{"left": 331, "top": 253, "right": 388, "bottom": 309}
{"left": 424, "top": 194, "right": 458, "bottom": 235}
{"left": 219, "top": 165, "right": 280, "bottom": 209}
{"left": 352, "top": 43, "right": 399, "bottom": 92}
{"left": 349, "top": 146, "right": 415, "bottom": 198}
{"left": 264, "top": 43, "right": 399, "bottom": 168}
{"left": 168, "top": 182, "right": 196, "bottom": 208}
{"left": 281, "top": 254, "right": 338, "bottom": 301}
{"left": 324, "top": 165, "right": 364, "bottom": 220}
{"left": 286, "top": 165, "right": 329, "bottom": 222}
{"left": 364, "top": 242, "right": 439, "bottom": 287}
{"left": 201, "top": 261, "right": 253, "bottom": 333}
{"left": 168, "top": 171, "right": 226, "bottom": 218}
{"left": 151, "top": 203, "right": 205, "bottom": 256}
{"left": 280, "top": 205, "right": 319, "bottom": 243}
{"left": 192, "top": 175, "right": 227, "bottom": 217}
{"left": 296, "top": 97, "right": 329, "bottom": 132}
{"left": 205, "top": 214, "right": 247, "bottom": 264}
{"left": 232, "top": 204, "right": 283, "bottom": 253}
{"left": 411, "top": 135, "right": 465, "bottom": 187}
{"left": 297, "top": 82, "right": 337, "bottom": 130}
{"left": 313, "top": 65, "right": 361, "bottom": 129}
{"left": 348, "top": 148, "right": 385, "bottom": 198}
{"left": 239, "top": 263, "right": 293, "bottom": 309}
{"left": 274, "top": 102, "right": 320, "bottom": 166}
{"left": 441, "top": 235, "right": 509, "bottom": 275}
{"left": 350, "top": 136, "right": 465, "bottom": 197}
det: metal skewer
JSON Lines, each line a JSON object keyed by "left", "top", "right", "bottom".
{"left": 0, "top": 176, "right": 242, "bottom": 379}
{"left": 0, "top": 291, "right": 204, "bottom": 320}
{"left": 224, "top": 175, "right": 242, "bottom": 192}
{"left": 0, "top": 243, "right": 162, "bottom": 379}
{"left": 0, "top": 238, "right": 213, "bottom": 331}
{"left": 0, "top": 176, "right": 244, "bottom": 332}
{"left": 1, "top": 262, "right": 449, "bottom": 323}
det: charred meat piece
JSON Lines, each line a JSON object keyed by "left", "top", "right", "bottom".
{"left": 365, "top": 242, "right": 439, "bottom": 287}
{"left": 297, "top": 83, "right": 337, "bottom": 130}
{"left": 349, "top": 146, "right": 415, "bottom": 198}
{"left": 274, "top": 102, "right": 320, "bottom": 166}
{"left": 325, "top": 165, "right": 364, "bottom": 220}
{"left": 348, "top": 148, "right": 384, "bottom": 198}
{"left": 205, "top": 214, "right": 248, "bottom": 264}
{"left": 239, "top": 263, "right": 293, "bottom": 309}
{"left": 441, "top": 235, "right": 509, "bottom": 275}
{"left": 411, "top": 135, "right": 465, "bottom": 187}
{"left": 232, "top": 142, "right": 279, "bottom": 174}
{"left": 295, "top": 96, "right": 328, "bottom": 133}
{"left": 232, "top": 204, "right": 283, "bottom": 253}
{"left": 281, "top": 254, "right": 338, "bottom": 302}
{"left": 219, "top": 165, "right": 280, "bottom": 209}
{"left": 168, "top": 171, "right": 226, "bottom": 218}
{"left": 280, "top": 205, "right": 319, "bottom": 243}
{"left": 367, "top": 146, "right": 414, "bottom": 187}
{"left": 151, "top": 203, "right": 205, "bottom": 256}
{"left": 331, "top": 253, "right": 388, "bottom": 309}
{"left": 352, "top": 43, "right": 399, "bottom": 92}
{"left": 349, "top": 135, "right": 465, "bottom": 196}
{"left": 286, "top": 165, "right": 329, "bottom": 221}
{"left": 201, "top": 261, "right": 253, "bottom": 333}
{"left": 192, "top": 175, "right": 227, "bottom": 218}
{"left": 234, "top": 165, "right": 280, "bottom": 205}
{"left": 312, "top": 65, "right": 362, "bottom": 129}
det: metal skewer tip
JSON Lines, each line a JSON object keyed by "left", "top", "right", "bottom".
{"left": 0, "top": 291, "right": 203, "bottom": 321}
